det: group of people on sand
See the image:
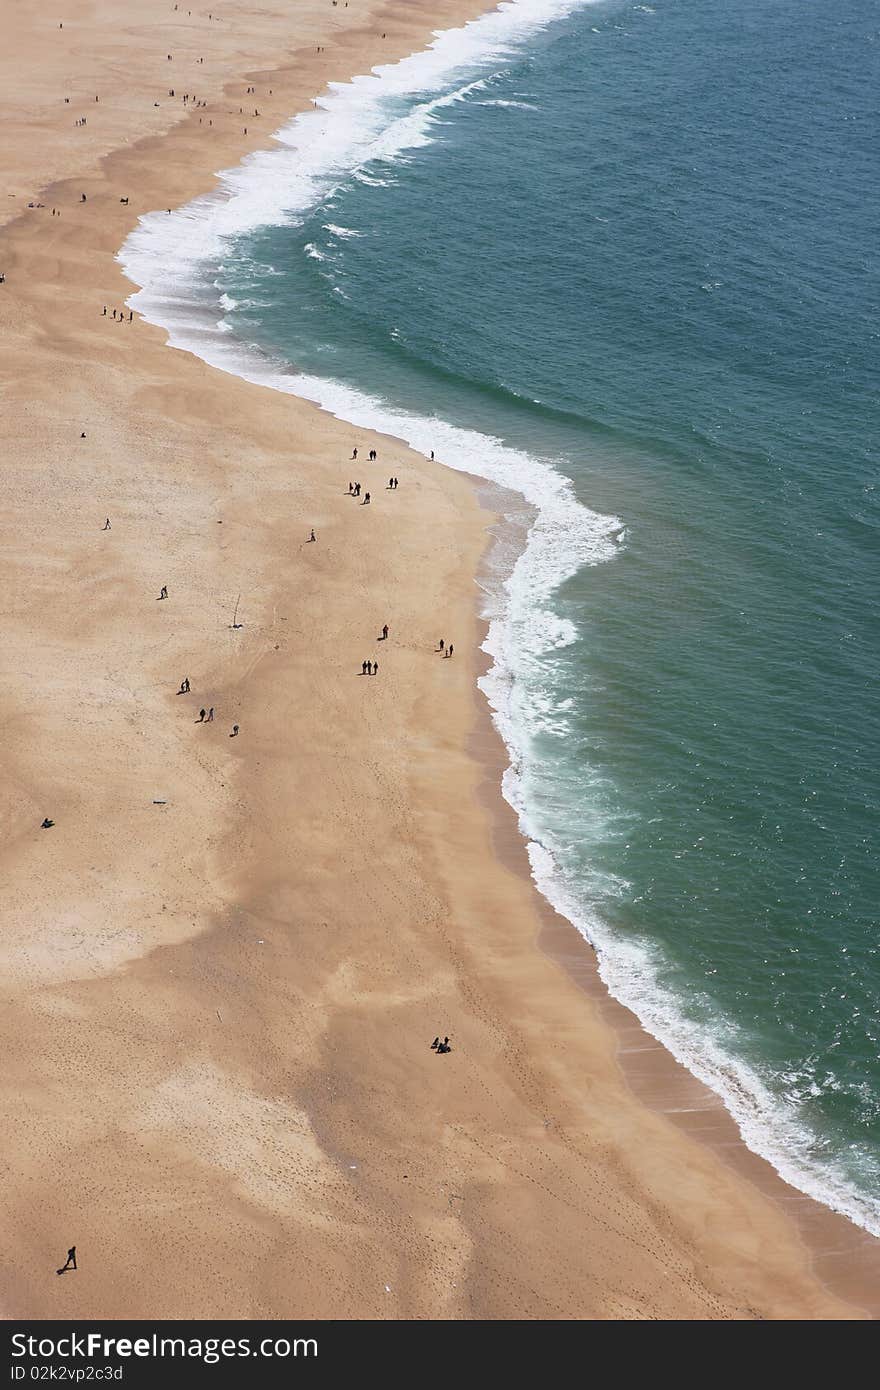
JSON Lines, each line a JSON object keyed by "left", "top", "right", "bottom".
{"left": 177, "top": 678, "right": 239, "bottom": 737}
{"left": 431, "top": 1036, "right": 452, "bottom": 1054}
{"left": 102, "top": 306, "right": 133, "bottom": 322}
{"left": 157, "top": 591, "right": 241, "bottom": 733}
{"left": 347, "top": 478, "right": 399, "bottom": 499}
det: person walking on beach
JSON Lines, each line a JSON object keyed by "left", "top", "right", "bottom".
{"left": 363, "top": 492, "right": 370, "bottom": 505}
{"left": 362, "top": 660, "right": 368, "bottom": 674}
{"left": 446, "top": 644, "right": 454, "bottom": 658}
{"left": 158, "top": 585, "right": 168, "bottom": 600}
{"left": 372, "top": 661, "right": 379, "bottom": 676}
{"left": 354, "top": 482, "right": 360, "bottom": 497}
{"left": 438, "top": 639, "right": 444, "bottom": 653}
{"left": 388, "top": 477, "right": 394, "bottom": 489}
{"left": 381, "top": 624, "right": 389, "bottom": 640}
{"left": 348, "top": 482, "right": 353, "bottom": 494}
{"left": 197, "top": 708, "right": 206, "bottom": 722}
{"left": 230, "top": 724, "right": 239, "bottom": 737}
{"left": 57, "top": 1246, "right": 77, "bottom": 1274}
{"left": 102, "top": 517, "right": 111, "bottom": 530}
{"left": 365, "top": 660, "right": 372, "bottom": 675}
{"left": 430, "top": 450, "right": 435, "bottom": 461}
{"left": 351, "top": 447, "right": 358, "bottom": 460}
{"left": 207, "top": 707, "right": 214, "bottom": 722}
{"left": 309, "top": 528, "right": 316, "bottom": 542}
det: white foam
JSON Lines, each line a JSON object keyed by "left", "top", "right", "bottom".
{"left": 322, "top": 222, "right": 365, "bottom": 239}
{"left": 479, "top": 98, "right": 540, "bottom": 109}
{"left": 121, "top": 0, "right": 592, "bottom": 298}
{"left": 117, "top": 0, "right": 880, "bottom": 1238}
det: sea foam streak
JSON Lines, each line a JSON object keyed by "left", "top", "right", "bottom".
{"left": 119, "top": 0, "right": 880, "bottom": 1237}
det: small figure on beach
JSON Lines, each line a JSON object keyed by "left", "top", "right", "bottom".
{"left": 393, "top": 477, "right": 399, "bottom": 489}
{"left": 178, "top": 677, "right": 190, "bottom": 694}
{"left": 158, "top": 585, "right": 168, "bottom": 600}
{"left": 438, "top": 639, "right": 444, "bottom": 653}
{"left": 230, "top": 724, "right": 239, "bottom": 737}
{"left": 431, "top": 1037, "right": 439, "bottom": 1050}
{"left": 41, "top": 818, "right": 55, "bottom": 829}
{"left": 369, "top": 448, "right": 377, "bottom": 461}
{"left": 430, "top": 450, "right": 435, "bottom": 461}
{"left": 348, "top": 482, "right": 353, "bottom": 494}
{"left": 102, "top": 306, "right": 107, "bottom": 316}
{"left": 446, "top": 644, "right": 454, "bottom": 659}
{"left": 351, "top": 447, "right": 358, "bottom": 460}
{"left": 309, "top": 528, "right": 316, "bottom": 542}
{"left": 354, "top": 483, "right": 361, "bottom": 497}
{"left": 207, "top": 707, "right": 214, "bottom": 722}
{"left": 381, "top": 624, "right": 389, "bottom": 640}
{"left": 388, "top": 477, "right": 394, "bottom": 489}
{"left": 56, "top": 1246, "right": 77, "bottom": 1275}
{"left": 437, "top": 1039, "right": 451, "bottom": 1054}
{"left": 365, "top": 660, "right": 373, "bottom": 675}
{"left": 198, "top": 708, "right": 206, "bottom": 723}
{"left": 372, "top": 662, "right": 379, "bottom": 676}
{"left": 102, "top": 517, "right": 111, "bottom": 530}
{"left": 363, "top": 492, "right": 370, "bottom": 505}
{"left": 362, "top": 660, "right": 368, "bottom": 675}
{"left": 80, "top": 432, "right": 86, "bottom": 439}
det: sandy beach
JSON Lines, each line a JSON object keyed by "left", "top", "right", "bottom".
{"left": 1, "top": 0, "right": 878, "bottom": 1320}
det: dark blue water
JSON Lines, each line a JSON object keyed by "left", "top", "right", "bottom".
{"left": 129, "top": 0, "right": 880, "bottom": 1230}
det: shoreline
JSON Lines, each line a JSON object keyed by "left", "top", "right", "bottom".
{"left": 122, "top": 6, "right": 880, "bottom": 1268}
{"left": 466, "top": 526, "right": 880, "bottom": 1312}
{"left": 0, "top": 0, "right": 876, "bottom": 1319}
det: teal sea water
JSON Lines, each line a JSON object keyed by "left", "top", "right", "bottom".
{"left": 121, "top": 0, "right": 880, "bottom": 1229}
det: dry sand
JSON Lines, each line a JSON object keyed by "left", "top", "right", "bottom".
{"left": 0, "top": 0, "right": 877, "bottom": 1320}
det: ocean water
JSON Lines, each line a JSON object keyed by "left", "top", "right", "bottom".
{"left": 120, "top": 0, "right": 880, "bottom": 1233}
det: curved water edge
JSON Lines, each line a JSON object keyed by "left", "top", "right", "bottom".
{"left": 118, "top": 0, "right": 880, "bottom": 1237}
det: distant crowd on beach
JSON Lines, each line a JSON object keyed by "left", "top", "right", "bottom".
{"left": 33, "top": 12, "right": 459, "bottom": 1277}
